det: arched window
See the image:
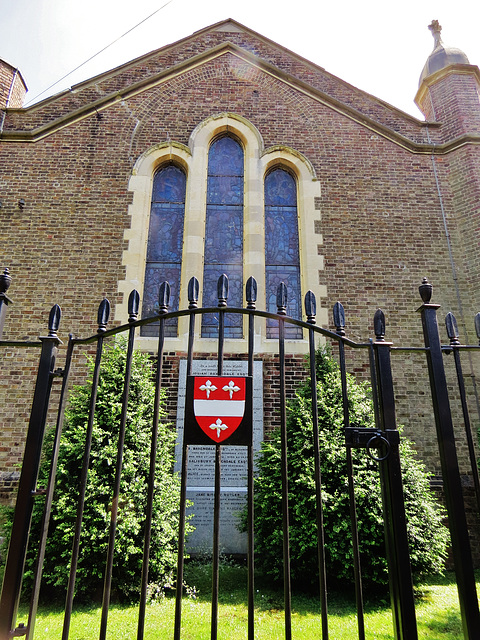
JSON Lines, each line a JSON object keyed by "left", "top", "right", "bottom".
{"left": 124, "top": 116, "right": 323, "bottom": 348}
{"left": 201, "top": 135, "right": 244, "bottom": 337}
{"left": 264, "top": 168, "right": 302, "bottom": 339}
{"left": 141, "top": 164, "right": 186, "bottom": 337}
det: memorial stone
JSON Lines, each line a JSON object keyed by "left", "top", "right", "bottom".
{"left": 175, "top": 360, "right": 263, "bottom": 553}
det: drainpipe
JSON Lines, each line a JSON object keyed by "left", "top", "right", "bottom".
{"left": 426, "top": 124, "right": 480, "bottom": 431}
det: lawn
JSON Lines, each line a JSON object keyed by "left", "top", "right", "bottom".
{"left": 18, "top": 565, "right": 475, "bottom": 639}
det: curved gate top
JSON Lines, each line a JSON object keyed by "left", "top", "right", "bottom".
{"left": 0, "top": 272, "right": 479, "bottom": 639}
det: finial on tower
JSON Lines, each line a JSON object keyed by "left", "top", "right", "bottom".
{"left": 428, "top": 20, "right": 443, "bottom": 50}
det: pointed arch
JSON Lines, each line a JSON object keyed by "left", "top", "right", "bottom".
{"left": 119, "top": 116, "right": 326, "bottom": 352}
{"left": 202, "top": 134, "right": 245, "bottom": 337}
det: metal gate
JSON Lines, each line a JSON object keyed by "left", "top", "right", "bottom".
{"left": 0, "top": 271, "right": 480, "bottom": 639}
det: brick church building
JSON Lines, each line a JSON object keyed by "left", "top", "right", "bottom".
{"left": 1, "top": 18, "right": 480, "bottom": 505}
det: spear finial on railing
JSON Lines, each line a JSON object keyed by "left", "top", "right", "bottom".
{"left": 97, "top": 298, "right": 110, "bottom": 334}
{"left": 419, "top": 277, "right": 433, "bottom": 304}
{"left": 217, "top": 274, "right": 228, "bottom": 307}
{"left": 374, "top": 309, "right": 386, "bottom": 342}
{"left": 48, "top": 304, "right": 61, "bottom": 339}
{"left": 276, "top": 282, "right": 287, "bottom": 315}
{"left": 333, "top": 301, "right": 345, "bottom": 336}
{"left": 445, "top": 312, "right": 460, "bottom": 346}
{"left": 305, "top": 291, "right": 316, "bottom": 324}
{"left": 246, "top": 276, "right": 257, "bottom": 310}
{"left": 188, "top": 277, "right": 199, "bottom": 310}
{"left": 158, "top": 281, "right": 171, "bottom": 314}
{"left": 128, "top": 290, "right": 140, "bottom": 323}
{"left": 0, "top": 267, "right": 12, "bottom": 295}
{"left": 475, "top": 313, "right": 480, "bottom": 346}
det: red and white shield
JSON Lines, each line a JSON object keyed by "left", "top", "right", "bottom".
{"left": 193, "top": 376, "right": 246, "bottom": 443}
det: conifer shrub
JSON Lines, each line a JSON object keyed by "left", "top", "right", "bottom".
{"left": 7, "top": 339, "right": 186, "bottom": 602}
{"left": 251, "top": 348, "right": 448, "bottom": 590}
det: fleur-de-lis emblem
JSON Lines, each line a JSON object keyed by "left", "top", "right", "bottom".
{"left": 209, "top": 418, "right": 228, "bottom": 438}
{"left": 222, "top": 380, "right": 240, "bottom": 399}
{"left": 199, "top": 379, "right": 217, "bottom": 398}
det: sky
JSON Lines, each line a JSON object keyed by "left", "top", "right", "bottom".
{"left": 0, "top": 0, "right": 479, "bottom": 118}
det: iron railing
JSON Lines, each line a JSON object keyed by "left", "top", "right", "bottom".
{"left": 0, "top": 272, "right": 479, "bottom": 639}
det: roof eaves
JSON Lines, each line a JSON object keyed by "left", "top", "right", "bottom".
{"left": 2, "top": 43, "right": 446, "bottom": 152}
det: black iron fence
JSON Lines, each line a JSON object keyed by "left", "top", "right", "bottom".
{"left": 0, "top": 271, "right": 479, "bottom": 639}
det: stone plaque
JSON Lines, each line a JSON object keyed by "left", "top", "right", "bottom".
{"left": 175, "top": 360, "right": 263, "bottom": 553}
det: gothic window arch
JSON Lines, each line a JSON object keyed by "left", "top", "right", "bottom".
{"left": 121, "top": 115, "right": 324, "bottom": 351}
{"left": 264, "top": 167, "right": 302, "bottom": 339}
{"left": 141, "top": 163, "right": 186, "bottom": 337}
{"left": 201, "top": 134, "right": 244, "bottom": 338}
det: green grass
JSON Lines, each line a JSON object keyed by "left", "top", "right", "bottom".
{"left": 18, "top": 566, "right": 477, "bottom": 639}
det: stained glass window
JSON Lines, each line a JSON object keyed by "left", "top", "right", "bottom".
{"left": 141, "top": 164, "right": 186, "bottom": 337}
{"left": 265, "top": 168, "right": 302, "bottom": 339}
{"left": 202, "top": 136, "right": 244, "bottom": 338}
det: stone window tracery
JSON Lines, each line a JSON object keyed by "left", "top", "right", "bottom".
{"left": 121, "top": 114, "right": 324, "bottom": 351}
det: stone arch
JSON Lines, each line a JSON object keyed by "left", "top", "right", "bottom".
{"left": 260, "top": 145, "right": 323, "bottom": 329}
{"left": 117, "top": 142, "right": 191, "bottom": 339}
{"left": 118, "top": 115, "right": 326, "bottom": 352}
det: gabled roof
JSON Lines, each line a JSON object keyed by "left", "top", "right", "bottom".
{"left": 2, "top": 18, "right": 472, "bottom": 153}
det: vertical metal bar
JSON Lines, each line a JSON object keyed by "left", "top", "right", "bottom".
{"left": 418, "top": 279, "right": 480, "bottom": 639}
{"left": 211, "top": 443, "right": 221, "bottom": 640}
{"left": 26, "top": 335, "right": 75, "bottom": 640}
{"left": 0, "top": 305, "right": 61, "bottom": 640}
{"left": 452, "top": 347, "right": 480, "bottom": 515}
{"left": 373, "top": 309, "right": 417, "bottom": 640}
{"left": 333, "top": 302, "right": 365, "bottom": 640}
{"left": 246, "top": 277, "right": 256, "bottom": 640}
{"left": 99, "top": 291, "right": 139, "bottom": 640}
{"left": 62, "top": 300, "right": 110, "bottom": 640}
{"left": 174, "top": 278, "right": 198, "bottom": 640}
{"left": 174, "top": 426, "right": 189, "bottom": 640}
{"left": 368, "top": 340, "right": 381, "bottom": 431}
{"left": 137, "top": 283, "right": 170, "bottom": 640}
{"left": 276, "top": 283, "right": 292, "bottom": 640}
{"left": 211, "top": 274, "right": 227, "bottom": 640}
{"left": 305, "top": 291, "right": 328, "bottom": 639}
{"left": 0, "top": 267, "right": 12, "bottom": 340}
{"left": 445, "top": 312, "right": 480, "bottom": 517}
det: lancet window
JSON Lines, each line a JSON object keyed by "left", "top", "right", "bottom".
{"left": 141, "top": 163, "right": 186, "bottom": 337}
{"left": 201, "top": 135, "right": 244, "bottom": 338}
{"left": 264, "top": 168, "right": 302, "bottom": 339}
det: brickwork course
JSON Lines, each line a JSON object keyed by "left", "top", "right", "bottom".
{"left": 1, "top": 17, "right": 480, "bottom": 538}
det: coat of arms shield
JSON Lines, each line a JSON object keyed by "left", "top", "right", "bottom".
{"left": 184, "top": 375, "right": 253, "bottom": 445}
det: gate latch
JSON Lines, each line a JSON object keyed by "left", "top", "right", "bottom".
{"left": 10, "top": 623, "right": 27, "bottom": 637}
{"left": 345, "top": 428, "right": 399, "bottom": 462}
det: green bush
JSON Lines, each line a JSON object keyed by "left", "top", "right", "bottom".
{"left": 10, "top": 339, "right": 186, "bottom": 602}
{"left": 251, "top": 348, "right": 448, "bottom": 590}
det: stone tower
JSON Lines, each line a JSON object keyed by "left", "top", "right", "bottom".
{"left": 416, "top": 20, "right": 480, "bottom": 137}
{"left": 416, "top": 21, "right": 480, "bottom": 325}
{"left": 0, "top": 58, "right": 27, "bottom": 110}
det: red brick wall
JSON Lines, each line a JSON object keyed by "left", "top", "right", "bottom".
{"left": 1, "top": 26, "right": 480, "bottom": 507}
{"left": 416, "top": 68, "right": 480, "bottom": 329}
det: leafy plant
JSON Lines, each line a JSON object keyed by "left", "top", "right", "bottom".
{"left": 10, "top": 339, "right": 187, "bottom": 602}
{"left": 251, "top": 347, "right": 448, "bottom": 590}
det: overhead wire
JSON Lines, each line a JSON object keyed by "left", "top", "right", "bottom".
{"left": 24, "top": 0, "right": 174, "bottom": 106}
